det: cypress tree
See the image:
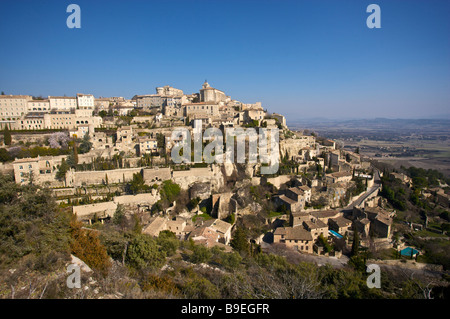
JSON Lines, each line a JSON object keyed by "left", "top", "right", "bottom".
{"left": 351, "top": 230, "right": 360, "bottom": 256}
{"left": 73, "top": 143, "right": 79, "bottom": 165}
{"left": 3, "top": 125, "right": 11, "bottom": 146}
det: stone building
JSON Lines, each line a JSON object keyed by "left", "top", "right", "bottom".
{"left": 325, "top": 171, "right": 353, "bottom": 184}
{"left": 12, "top": 156, "right": 56, "bottom": 185}
{"left": 303, "top": 219, "right": 328, "bottom": 240}
{"left": 352, "top": 206, "right": 395, "bottom": 238}
{"left": 0, "top": 95, "right": 32, "bottom": 121}
{"left": 27, "top": 99, "right": 50, "bottom": 113}
{"left": 77, "top": 93, "right": 95, "bottom": 109}
{"left": 184, "top": 102, "right": 220, "bottom": 119}
{"left": 328, "top": 216, "right": 352, "bottom": 235}
{"left": 137, "top": 136, "right": 158, "bottom": 155}
{"left": 273, "top": 227, "right": 313, "bottom": 253}
{"left": 199, "top": 80, "right": 228, "bottom": 104}
{"left": 48, "top": 96, "right": 77, "bottom": 111}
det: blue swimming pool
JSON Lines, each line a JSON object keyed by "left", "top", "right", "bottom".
{"left": 400, "top": 247, "right": 419, "bottom": 256}
{"left": 329, "top": 230, "right": 343, "bottom": 239}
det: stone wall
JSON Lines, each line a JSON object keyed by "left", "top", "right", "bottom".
{"left": 69, "top": 167, "right": 142, "bottom": 187}
{"left": 143, "top": 167, "right": 171, "bottom": 183}
{"left": 113, "top": 191, "right": 160, "bottom": 205}
{"left": 263, "top": 175, "right": 292, "bottom": 189}
{"left": 172, "top": 165, "right": 225, "bottom": 191}
{"left": 72, "top": 201, "right": 118, "bottom": 220}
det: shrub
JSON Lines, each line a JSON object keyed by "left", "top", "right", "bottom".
{"left": 190, "top": 244, "right": 212, "bottom": 264}
{"left": 70, "top": 217, "right": 111, "bottom": 276}
{"left": 125, "top": 234, "right": 166, "bottom": 270}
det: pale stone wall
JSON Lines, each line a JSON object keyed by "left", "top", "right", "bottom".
{"left": 113, "top": 192, "right": 160, "bottom": 205}
{"left": 172, "top": 165, "right": 224, "bottom": 191}
{"left": 72, "top": 201, "right": 118, "bottom": 220}
{"left": 280, "top": 136, "right": 316, "bottom": 159}
{"left": 143, "top": 167, "right": 171, "bottom": 182}
{"left": 263, "top": 175, "right": 292, "bottom": 189}
{"left": 70, "top": 168, "right": 142, "bottom": 187}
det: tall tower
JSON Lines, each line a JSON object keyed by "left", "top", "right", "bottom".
{"left": 202, "top": 80, "right": 210, "bottom": 89}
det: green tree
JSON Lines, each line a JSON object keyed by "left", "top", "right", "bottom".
{"left": 230, "top": 227, "right": 250, "bottom": 255}
{"left": 128, "top": 172, "right": 146, "bottom": 194}
{"left": 157, "top": 230, "right": 179, "bottom": 257}
{"left": 67, "top": 144, "right": 78, "bottom": 167}
{"left": 318, "top": 234, "right": 332, "bottom": 253}
{"left": 0, "top": 148, "right": 11, "bottom": 162}
{"left": 190, "top": 244, "right": 212, "bottom": 264}
{"left": 351, "top": 230, "right": 360, "bottom": 256}
{"left": 3, "top": 126, "right": 11, "bottom": 146}
{"left": 112, "top": 204, "right": 126, "bottom": 230}
{"left": 56, "top": 158, "right": 70, "bottom": 184}
{"left": 160, "top": 180, "right": 181, "bottom": 203}
{"left": 73, "top": 143, "right": 79, "bottom": 165}
{"left": 79, "top": 133, "right": 93, "bottom": 154}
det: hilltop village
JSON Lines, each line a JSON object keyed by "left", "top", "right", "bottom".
{"left": 0, "top": 81, "right": 401, "bottom": 261}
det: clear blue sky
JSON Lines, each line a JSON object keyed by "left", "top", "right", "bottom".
{"left": 0, "top": 0, "right": 449, "bottom": 120}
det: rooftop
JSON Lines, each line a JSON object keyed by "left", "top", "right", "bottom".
{"left": 310, "top": 210, "right": 341, "bottom": 220}
{"left": 288, "top": 187, "right": 304, "bottom": 196}
{"left": 330, "top": 216, "right": 352, "bottom": 227}
{"left": 204, "top": 219, "right": 232, "bottom": 235}
{"left": 143, "top": 216, "right": 166, "bottom": 237}
{"left": 274, "top": 226, "right": 313, "bottom": 241}
{"left": 278, "top": 194, "right": 297, "bottom": 205}
{"left": 303, "top": 219, "right": 327, "bottom": 229}
{"left": 329, "top": 171, "right": 352, "bottom": 178}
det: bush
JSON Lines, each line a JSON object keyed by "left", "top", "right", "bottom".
{"left": 157, "top": 230, "right": 179, "bottom": 256}
{"left": 190, "top": 244, "right": 212, "bottom": 264}
{"left": 181, "top": 274, "right": 220, "bottom": 299}
{"left": 160, "top": 180, "right": 181, "bottom": 203}
{"left": 70, "top": 217, "right": 111, "bottom": 276}
{"left": 125, "top": 234, "right": 166, "bottom": 270}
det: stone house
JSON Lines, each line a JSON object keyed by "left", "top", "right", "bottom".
{"left": 309, "top": 210, "right": 342, "bottom": 224}
{"left": 188, "top": 218, "right": 232, "bottom": 247}
{"left": 352, "top": 206, "right": 394, "bottom": 238}
{"left": 275, "top": 194, "right": 302, "bottom": 213}
{"left": 328, "top": 216, "right": 352, "bottom": 235}
{"left": 290, "top": 212, "right": 310, "bottom": 227}
{"left": 303, "top": 219, "right": 328, "bottom": 240}
{"left": 13, "top": 156, "right": 57, "bottom": 185}
{"left": 273, "top": 227, "right": 313, "bottom": 253}
{"left": 325, "top": 171, "right": 353, "bottom": 184}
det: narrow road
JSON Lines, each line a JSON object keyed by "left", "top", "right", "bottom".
{"left": 342, "top": 168, "right": 381, "bottom": 211}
